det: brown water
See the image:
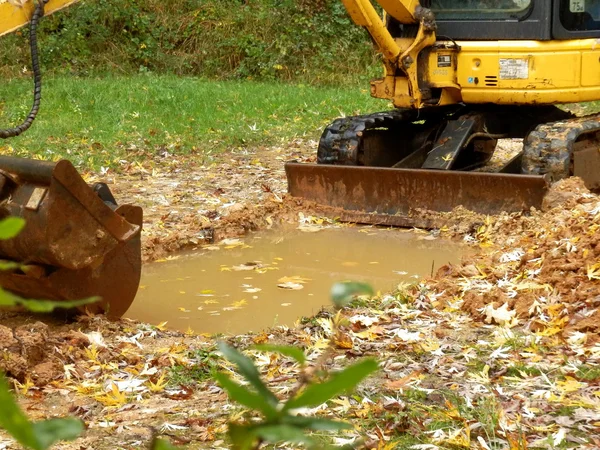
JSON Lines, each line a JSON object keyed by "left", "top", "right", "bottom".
{"left": 126, "top": 227, "right": 463, "bottom": 334}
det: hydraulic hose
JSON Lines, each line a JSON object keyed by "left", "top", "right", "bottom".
{"left": 0, "top": 0, "right": 47, "bottom": 139}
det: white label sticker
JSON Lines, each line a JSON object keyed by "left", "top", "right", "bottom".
{"left": 569, "top": 0, "right": 585, "bottom": 13}
{"left": 499, "top": 58, "right": 529, "bottom": 80}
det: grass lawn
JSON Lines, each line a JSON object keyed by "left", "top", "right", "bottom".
{"left": 1, "top": 75, "right": 598, "bottom": 172}
{"left": 0, "top": 75, "right": 384, "bottom": 170}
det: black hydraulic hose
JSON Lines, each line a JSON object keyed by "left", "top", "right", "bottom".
{"left": 0, "top": 0, "right": 47, "bottom": 139}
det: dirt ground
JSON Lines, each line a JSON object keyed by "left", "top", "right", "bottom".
{"left": 1, "top": 140, "right": 600, "bottom": 449}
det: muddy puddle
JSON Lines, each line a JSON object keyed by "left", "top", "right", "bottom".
{"left": 126, "top": 227, "right": 463, "bottom": 334}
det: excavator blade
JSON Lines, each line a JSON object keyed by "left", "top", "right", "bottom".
{"left": 285, "top": 163, "right": 549, "bottom": 228}
{"left": 0, "top": 156, "right": 142, "bottom": 317}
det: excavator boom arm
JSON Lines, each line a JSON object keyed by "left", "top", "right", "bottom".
{"left": 341, "top": 0, "right": 425, "bottom": 61}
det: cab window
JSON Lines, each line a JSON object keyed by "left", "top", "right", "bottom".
{"left": 430, "top": 0, "right": 533, "bottom": 20}
{"left": 559, "top": 0, "right": 600, "bottom": 30}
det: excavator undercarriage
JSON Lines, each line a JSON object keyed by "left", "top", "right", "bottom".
{"left": 287, "top": 105, "right": 600, "bottom": 226}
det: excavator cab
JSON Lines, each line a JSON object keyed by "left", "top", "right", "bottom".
{"left": 286, "top": 0, "right": 600, "bottom": 225}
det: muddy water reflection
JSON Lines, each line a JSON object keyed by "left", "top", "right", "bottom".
{"left": 126, "top": 227, "right": 462, "bottom": 334}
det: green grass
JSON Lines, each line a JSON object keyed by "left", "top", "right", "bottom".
{"left": 575, "top": 364, "right": 600, "bottom": 381}
{"left": 0, "top": 74, "right": 384, "bottom": 170}
{"left": 167, "top": 348, "right": 219, "bottom": 387}
{"left": 505, "top": 363, "right": 542, "bottom": 378}
{"left": 564, "top": 101, "right": 600, "bottom": 115}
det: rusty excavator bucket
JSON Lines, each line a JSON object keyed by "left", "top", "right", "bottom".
{"left": 0, "top": 156, "right": 142, "bottom": 318}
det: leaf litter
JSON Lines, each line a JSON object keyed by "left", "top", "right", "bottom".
{"left": 1, "top": 141, "right": 600, "bottom": 448}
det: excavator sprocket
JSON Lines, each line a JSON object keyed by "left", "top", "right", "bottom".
{"left": 0, "top": 156, "right": 142, "bottom": 317}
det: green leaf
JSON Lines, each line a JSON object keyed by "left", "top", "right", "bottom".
{"left": 253, "top": 344, "right": 306, "bottom": 365}
{"left": 330, "top": 282, "right": 373, "bottom": 308}
{"left": 0, "top": 217, "right": 25, "bottom": 240}
{"left": 0, "top": 374, "right": 40, "bottom": 450}
{"left": 151, "top": 438, "right": 180, "bottom": 450}
{"left": 217, "top": 342, "right": 278, "bottom": 407}
{"left": 228, "top": 423, "right": 260, "bottom": 450}
{"left": 213, "top": 372, "right": 279, "bottom": 420}
{"left": 284, "top": 359, "right": 378, "bottom": 411}
{"left": 15, "top": 296, "right": 100, "bottom": 313}
{"left": 0, "top": 288, "right": 99, "bottom": 313}
{"left": 254, "top": 424, "right": 316, "bottom": 447}
{"left": 31, "top": 418, "right": 84, "bottom": 449}
{"left": 0, "top": 260, "right": 22, "bottom": 271}
{"left": 282, "top": 416, "right": 352, "bottom": 432}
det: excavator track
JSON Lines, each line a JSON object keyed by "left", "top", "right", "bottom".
{"left": 317, "top": 109, "right": 419, "bottom": 165}
{"left": 522, "top": 112, "right": 600, "bottom": 188}
{"left": 288, "top": 106, "right": 600, "bottom": 228}
{"left": 317, "top": 107, "right": 459, "bottom": 166}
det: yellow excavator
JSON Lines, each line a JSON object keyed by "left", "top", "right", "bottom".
{"left": 0, "top": 0, "right": 141, "bottom": 317}
{"left": 286, "top": 0, "right": 600, "bottom": 226}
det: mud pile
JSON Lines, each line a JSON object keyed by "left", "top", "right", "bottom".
{"left": 0, "top": 320, "right": 81, "bottom": 385}
{"left": 432, "top": 178, "right": 600, "bottom": 340}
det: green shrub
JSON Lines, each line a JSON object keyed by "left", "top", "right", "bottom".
{"left": 0, "top": 0, "right": 379, "bottom": 84}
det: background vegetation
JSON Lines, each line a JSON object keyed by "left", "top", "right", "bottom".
{"left": 0, "top": 0, "right": 380, "bottom": 85}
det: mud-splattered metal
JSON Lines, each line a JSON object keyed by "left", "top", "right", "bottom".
{"left": 0, "top": 156, "right": 141, "bottom": 317}
{"left": 285, "top": 162, "right": 549, "bottom": 228}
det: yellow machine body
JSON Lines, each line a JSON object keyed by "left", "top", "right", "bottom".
{"left": 381, "top": 39, "right": 600, "bottom": 107}
{"left": 286, "top": 0, "right": 600, "bottom": 225}
{"left": 342, "top": 0, "right": 600, "bottom": 108}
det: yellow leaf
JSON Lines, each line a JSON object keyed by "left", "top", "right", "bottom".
{"left": 333, "top": 332, "right": 353, "bottom": 349}
{"left": 587, "top": 262, "right": 600, "bottom": 280}
{"left": 253, "top": 333, "right": 269, "bottom": 344}
{"left": 556, "top": 376, "right": 586, "bottom": 393}
{"left": 147, "top": 373, "right": 168, "bottom": 393}
{"left": 13, "top": 377, "right": 34, "bottom": 396}
{"left": 341, "top": 261, "right": 359, "bottom": 267}
{"left": 84, "top": 345, "right": 100, "bottom": 363}
{"left": 231, "top": 299, "right": 248, "bottom": 308}
{"left": 278, "top": 275, "right": 311, "bottom": 284}
{"left": 95, "top": 383, "right": 128, "bottom": 407}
